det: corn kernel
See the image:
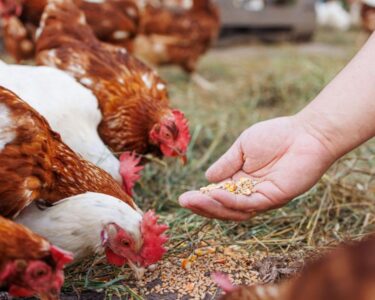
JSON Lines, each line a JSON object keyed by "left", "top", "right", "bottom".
{"left": 189, "top": 254, "right": 197, "bottom": 262}
{"left": 228, "top": 245, "right": 241, "bottom": 252}
{"left": 213, "top": 258, "right": 226, "bottom": 264}
{"left": 206, "top": 246, "right": 216, "bottom": 254}
{"left": 224, "top": 182, "right": 237, "bottom": 192}
{"left": 194, "top": 248, "right": 206, "bottom": 256}
{"left": 181, "top": 259, "right": 191, "bottom": 270}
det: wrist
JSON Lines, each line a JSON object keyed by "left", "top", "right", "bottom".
{"left": 293, "top": 104, "right": 345, "bottom": 163}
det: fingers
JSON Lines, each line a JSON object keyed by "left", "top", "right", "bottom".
{"left": 205, "top": 139, "right": 243, "bottom": 183}
{"left": 179, "top": 191, "right": 255, "bottom": 221}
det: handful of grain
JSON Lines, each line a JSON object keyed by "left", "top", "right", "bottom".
{"left": 200, "top": 177, "right": 258, "bottom": 196}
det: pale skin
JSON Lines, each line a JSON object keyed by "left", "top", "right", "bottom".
{"left": 179, "top": 33, "right": 375, "bottom": 221}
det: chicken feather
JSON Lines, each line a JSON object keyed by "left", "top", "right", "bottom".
{"left": 0, "top": 86, "right": 136, "bottom": 218}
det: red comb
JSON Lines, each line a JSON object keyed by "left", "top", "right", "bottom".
{"left": 139, "top": 211, "right": 169, "bottom": 266}
{"left": 50, "top": 246, "right": 73, "bottom": 268}
{"left": 0, "top": 0, "right": 22, "bottom": 18}
{"left": 119, "top": 151, "right": 144, "bottom": 196}
{"left": 172, "top": 109, "right": 191, "bottom": 153}
{"left": 212, "top": 272, "right": 236, "bottom": 293}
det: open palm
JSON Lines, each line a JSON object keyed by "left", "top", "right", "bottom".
{"left": 179, "top": 116, "right": 336, "bottom": 221}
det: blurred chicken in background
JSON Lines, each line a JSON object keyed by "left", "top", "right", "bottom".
{"left": 0, "top": 0, "right": 34, "bottom": 61}
{"left": 0, "top": 0, "right": 140, "bottom": 62}
{"left": 315, "top": 0, "right": 352, "bottom": 31}
{"left": 0, "top": 0, "right": 221, "bottom": 79}
{"left": 130, "top": 0, "right": 220, "bottom": 89}
{"left": 361, "top": 0, "right": 375, "bottom": 32}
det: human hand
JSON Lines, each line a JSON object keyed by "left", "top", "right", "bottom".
{"left": 179, "top": 116, "right": 337, "bottom": 221}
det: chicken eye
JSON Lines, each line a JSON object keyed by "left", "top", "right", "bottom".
{"left": 164, "top": 132, "right": 172, "bottom": 139}
{"left": 122, "top": 240, "right": 130, "bottom": 247}
{"left": 34, "top": 269, "right": 47, "bottom": 278}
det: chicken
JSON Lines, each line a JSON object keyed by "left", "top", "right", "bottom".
{"left": 35, "top": 0, "right": 191, "bottom": 164}
{"left": 0, "top": 60, "right": 143, "bottom": 195}
{"left": 157, "top": 0, "right": 192, "bottom": 9}
{"left": 0, "top": 85, "right": 137, "bottom": 218}
{"left": 130, "top": 0, "right": 220, "bottom": 86}
{"left": 0, "top": 215, "right": 73, "bottom": 300}
{"left": 361, "top": 0, "right": 375, "bottom": 32}
{"left": 16, "top": 192, "right": 168, "bottom": 279}
{"left": 216, "top": 235, "right": 375, "bottom": 300}
{"left": 76, "top": 0, "right": 140, "bottom": 48}
{"left": 315, "top": 1, "right": 351, "bottom": 31}
{"left": 0, "top": 87, "right": 168, "bottom": 276}
{"left": 0, "top": 0, "right": 140, "bottom": 62}
{"left": 0, "top": 0, "right": 34, "bottom": 62}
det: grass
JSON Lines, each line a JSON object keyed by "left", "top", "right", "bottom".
{"left": 61, "top": 29, "right": 374, "bottom": 298}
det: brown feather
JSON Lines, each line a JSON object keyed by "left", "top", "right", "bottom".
{"left": 132, "top": 0, "right": 220, "bottom": 73}
{"left": 1, "top": 16, "right": 34, "bottom": 62}
{"left": 36, "top": 0, "right": 178, "bottom": 155}
{"left": 220, "top": 236, "right": 375, "bottom": 300}
{"left": 0, "top": 86, "right": 136, "bottom": 218}
{"left": 1, "top": 0, "right": 139, "bottom": 61}
{"left": 0, "top": 216, "right": 50, "bottom": 265}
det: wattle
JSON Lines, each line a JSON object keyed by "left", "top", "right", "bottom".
{"left": 105, "top": 248, "right": 127, "bottom": 266}
{"left": 8, "top": 285, "right": 35, "bottom": 297}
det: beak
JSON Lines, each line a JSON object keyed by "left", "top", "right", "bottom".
{"left": 180, "top": 155, "right": 187, "bottom": 165}
{"left": 128, "top": 261, "right": 146, "bottom": 280}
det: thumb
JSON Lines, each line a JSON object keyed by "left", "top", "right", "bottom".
{"left": 205, "top": 139, "right": 243, "bottom": 182}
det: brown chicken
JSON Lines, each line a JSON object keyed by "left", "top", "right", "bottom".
{"left": 0, "top": 0, "right": 140, "bottom": 62}
{"left": 36, "top": 0, "right": 190, "bottom": 162}
{"left": 361, "top": 0, "right": 375, "bottom": 32}
{"left": 130, "top": 0, "right": 220, "bottom": 76}
{"left": 76, "top": 0, "right": 140, "bottom": 47}
{"left": 217, "top": 235, "right": 375, "bottom": 300}
{"left": 0, "top": 0, "right": 34, "bottom": 62}
{"left": 0, "top": 86, "right": 137, "bottom": 218}
{"left": 0, "top": 215, "right": 73, "bottom": 300}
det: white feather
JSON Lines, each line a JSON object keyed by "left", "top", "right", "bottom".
{"left": 83, "top": 0, "right": 105, "bottom": 3}
{"left": 15, "top": 192, "right": 142, "bottom": 261}
{"left": 112, "top": 31, "right": 130, "bottom": 40}
{"left": 141, "top": 73, "right": 153, "bottom": 89}
{"left": 315, "top": 1, "right": 351, "bottom": 31}
{"left": 0, "top": 103, "right": 16, "bottom": 151}
{"left": 0, "top": 60, "right": 122, "bottom": 183}
{"left": 363, "top": 0, "right": 375, "bottom": 6}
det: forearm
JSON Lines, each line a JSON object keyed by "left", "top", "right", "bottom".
{"left": 296, "top": 33, "right": 375, "bottom": 160}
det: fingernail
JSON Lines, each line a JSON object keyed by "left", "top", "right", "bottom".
{"left": 205, "top": 168, "right": 213, "bottom": 179}
{"left": 179, "top": 197, "right": 189, "bottom": 207}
